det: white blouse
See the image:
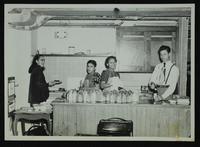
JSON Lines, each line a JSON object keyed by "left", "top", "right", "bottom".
{"left": 149, "top": 60, "right": 179, "bottom": 99}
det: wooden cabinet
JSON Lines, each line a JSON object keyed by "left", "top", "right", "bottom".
{"left": 52, "top": 103, "right": 191, "bottom": 137}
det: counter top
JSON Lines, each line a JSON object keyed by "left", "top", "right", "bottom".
{"left": 49, "top": 90, "right": 65, "bottom": 93}
{"left": 51, "top": 102, "right": 190, "bottom": 108}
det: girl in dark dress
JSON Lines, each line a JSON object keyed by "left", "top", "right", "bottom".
{"left": 28, "top": 54, "right": 56, "bottom": 107}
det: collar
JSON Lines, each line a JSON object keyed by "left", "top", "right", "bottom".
{"left": 87, "top": 72, "right": 95, "bottom": 76}
{"left": 37, "top": 65, "right": 45, "bottom": 71}
{"left": 108, "top": 68, "right": 115, "bottom": 72}
{"left": 162, "top": 60, "right": 172, "bottom": 66}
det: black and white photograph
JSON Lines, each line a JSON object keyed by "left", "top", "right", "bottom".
{"left": 4, "top": 4, "right": 195, "bottom": 141}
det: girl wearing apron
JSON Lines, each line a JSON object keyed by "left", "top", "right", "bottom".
{"left": 100, "top": 56, "right": 124, "bottom": 91}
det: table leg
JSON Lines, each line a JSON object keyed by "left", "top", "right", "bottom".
{"left": 21, "top": 121, "right": 26, "bottom": 135}
{"left": 13, "top": 118, "right": 18, "bottom": 136}
{"left": 50, "top": 119, "right": 53, "bottom": 135}
{"left": 47, "top": 120, "right": 52, "bottom": 136}
{"left": 10, "top": 115, "right": 15, "bottom": 135}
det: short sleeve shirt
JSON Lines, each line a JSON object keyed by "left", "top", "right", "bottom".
{"left": 100, "top": 69, "right": 120, "bottom": 83}
{"left": 83, "top": 72, "right": 101, "bottom": 88}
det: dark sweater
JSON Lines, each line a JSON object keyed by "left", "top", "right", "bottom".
{"left": 28, "top": 64, "right": 49, "bottom": 104}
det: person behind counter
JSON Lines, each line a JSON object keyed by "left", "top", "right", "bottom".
{"left": 148, "top": 45, "right": 179, "bottom": 103}
{"left": 80, "top": 60, "right": 101, "bottom": 89}
{"left": 28, "top": 54, "right": 57, "bottom": 107}
{"left": 100, "top": 56, "right": 124, "bottom": 91}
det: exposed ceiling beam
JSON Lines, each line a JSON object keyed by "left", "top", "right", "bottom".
{"left": 48, "top": 16, "right": 181, "bottom": 21}
{"left": 9, "top": 8, "right": 191, "bottom": 17}
{"left": 34, "top": 10, "right": 191, "bottom": 17}
{"left": 7, "top": 7, "right": 191, "bottom": 30}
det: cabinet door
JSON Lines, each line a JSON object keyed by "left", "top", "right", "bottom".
{"left": 76, "top": 105, "right": 97, "bottom": 135}
{"left": 53, "top": 104, "right": 77, "bottom": 136}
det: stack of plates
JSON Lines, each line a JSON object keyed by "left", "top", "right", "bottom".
{"left": 177, "top": 98, "right": 190, "bottom": 105}
{"left": 168, "top": 99, "right": 177, "bottom": 104}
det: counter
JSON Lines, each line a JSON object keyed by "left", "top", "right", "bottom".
{"left": 51, "top": 103, "right": 190, "bottom": 137}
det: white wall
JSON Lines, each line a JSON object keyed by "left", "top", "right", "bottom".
{"left": 36, "top": 27, "right": 116, "bottom": 55}
{"left": 5, "top": 5, "right": 33, "bottom": 139}
{"left": 34, "top": 26, "right": 117, "bottom": 90}
{"left": 5, "top": 6, "right": 32, "bottom": 110}
{"left": 44, "top": 56, "right": 107, "bottom": 90}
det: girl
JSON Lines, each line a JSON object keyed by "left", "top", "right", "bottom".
{"left": 80, "top": 60, "right": 101, "bottom": 89}
{"left": 28, "top": 54, "right": 56, "bottom": 107}
{"left": 100, "top": 56, "right": 124, "bottom": 91}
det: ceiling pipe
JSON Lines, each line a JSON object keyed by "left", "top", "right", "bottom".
{"left": 7, "top": 8, "right": 185, "bottom": 30}
{"left": 8, "top": 9, "right": 54, "bottom": 30}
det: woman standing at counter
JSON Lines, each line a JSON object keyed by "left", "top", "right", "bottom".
{"left": 148, "top": 45, "right": 179, "bottom": 102}
{"left": 28, "top": 54, "right": 56, "bottom": 107}
{"left": 80, "top": 60, "right": 101, "bottom": 89}
{"left": 100, "top": 56, "right": 124, "bottom": 91}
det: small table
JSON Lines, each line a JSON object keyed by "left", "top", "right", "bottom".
{"left": 13, "top": 108, "right": 52, "bottom": 136}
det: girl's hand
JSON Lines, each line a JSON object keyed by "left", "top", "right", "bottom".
{"left": 157, "top": 95, "right": 163, "bottom": 101}
{"left": 149, "top": 82, "right": 156, "bottom": 90}
{"left": 118, "top": 87, "right": 126, "bottom": 92}
{"left": 93, "top": 73, "right": 101, "bottom": 83}
{"left": 101, "top": 81, "right": 112, "bottom": 89}
{"left": 107, "top": 78, "right": 113, "bottom": 85}
{"left": 48, "top": 81, "right": 56, "bottom": 87}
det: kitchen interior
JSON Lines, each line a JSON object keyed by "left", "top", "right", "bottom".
{"left": 5, "top": 4, "right": 194, "bottom": 140}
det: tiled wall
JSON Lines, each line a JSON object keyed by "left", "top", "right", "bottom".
{"left": 44, "top": 56, "right": 107, "bottom": 90}
{"left": 44, "top": 56, "right": 152, "bottom": 91}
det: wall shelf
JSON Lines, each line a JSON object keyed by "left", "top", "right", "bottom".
{"left": 32, "top": 54, "right": 109, "bottom": 57}
{"left": 117, "top": 71, "right": 153, "bottom": 73}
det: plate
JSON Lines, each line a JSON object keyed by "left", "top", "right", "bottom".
{"left": 54, "top": 80, "right": 62, "bottom": 85}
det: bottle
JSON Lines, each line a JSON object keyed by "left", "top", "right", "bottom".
{"left": 122, "top": 92, "right": 126, "bottom": 104}
{"left": 110, "top": 91, "right": 115, "bottom": 103}
{"left": 115, "top": 91, "right": 120, "bottom": 103}
{"left": 90, "top": 89, "right": 96, "bottom": 104}
{"left": 87, "top": 89, "right": 92, "bottom": 103}
{"left": 113, "top": 90, "right": 118, "bottom": 103}
{"left": 153, "top": 93, "right": 158, "bottom": 104}
{"left": 118, "top": 91, "right": 122, "bottom": 103}
{"left": 77, "top": 90, "right": 84, "bottom": 103}
{"left": 72, "top": 89, "right": 77, "bottom": 103}
{"left": 67, "top": 90, "right": 73, "bottom": 103}
{"left": 83, "top": 90, "right": 88, "bottom": 103}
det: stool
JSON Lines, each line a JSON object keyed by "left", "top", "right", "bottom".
{"left": 13, "top": 109, "right": 52, "bottom": 136}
